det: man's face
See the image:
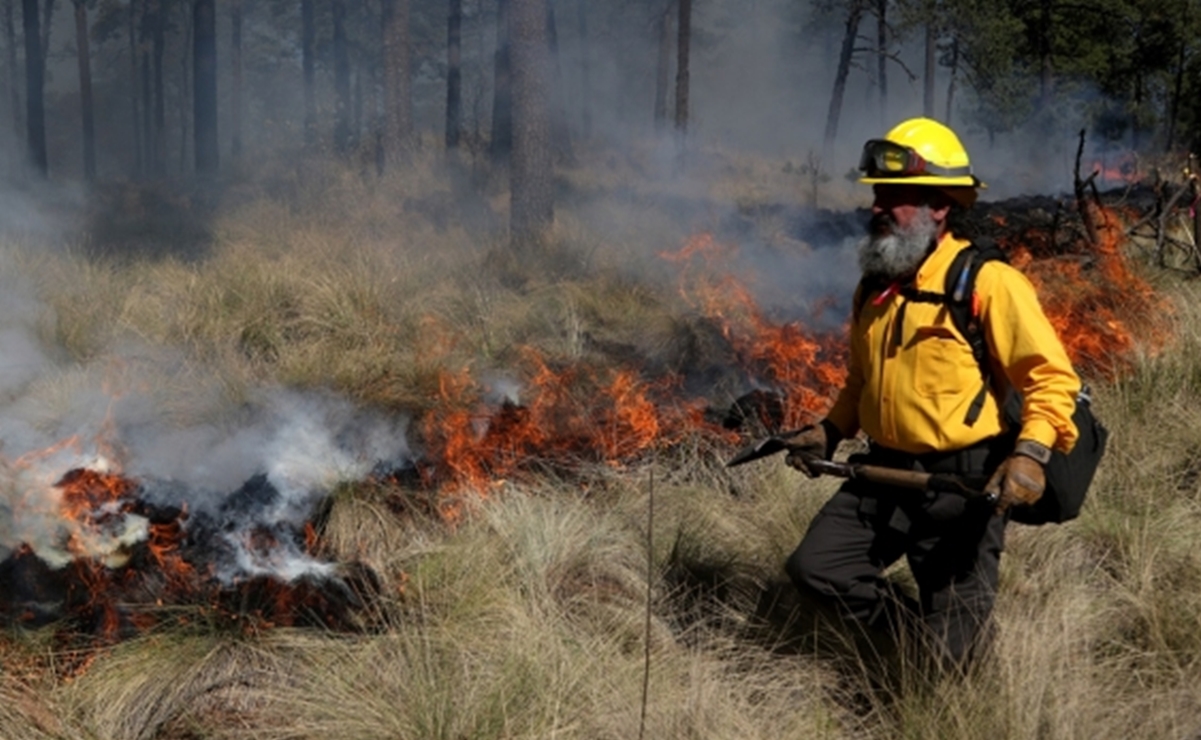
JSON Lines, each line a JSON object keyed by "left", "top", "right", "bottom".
{"left": 857, "top": 184, "right": 950, "bottom": 280}
{"left": 870, "top": 184, "right": 948, "bottom": 236}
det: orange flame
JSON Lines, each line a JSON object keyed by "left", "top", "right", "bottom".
{"left": 1003, "top": 206, "right": 1170, "bottom": 377}
{"left": 1090, "top": 152, "right": 1142, "bottom": 185}
{"left": 421, "top": 349, "right": 708, "bottom": 494}
{"left": 57, "top": 468, "right": 138, "bottom": 525}
{"left": 661, "top": 233, "right": 847, "bottom": 428}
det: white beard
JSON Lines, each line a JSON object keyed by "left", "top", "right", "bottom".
{"left": 857, "top": 207, "right": 940, "bottom": 280}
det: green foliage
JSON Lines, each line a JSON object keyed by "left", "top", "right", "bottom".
{"left": 927, "top": 0, "right": 1201, "bottom": 147}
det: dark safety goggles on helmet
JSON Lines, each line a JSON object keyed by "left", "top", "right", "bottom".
{"left": 858, "top": 139, "right": 972, "bottom": 179}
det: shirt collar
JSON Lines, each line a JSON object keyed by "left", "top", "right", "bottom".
{"left": 915, "top": 231, "right": 971, "bottom": 288}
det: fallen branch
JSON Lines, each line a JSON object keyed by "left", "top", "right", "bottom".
{"left": 1156, "top": 182, "right": 1194, "bottom": 267}
{"left": 1074, "top": 130, "right": 1099, "bottom": 246}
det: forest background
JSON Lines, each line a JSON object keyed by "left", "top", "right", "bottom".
{"left": 6, "top": 0, "right": 1200, "bottom": 203}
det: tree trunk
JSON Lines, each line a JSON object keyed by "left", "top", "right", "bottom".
{"left": 1131, "top": 72, "right": 1142, "bottom": 150}
{"left": 546, "top": 2, "right": 572, "bottom": 163}
{"left": 370, "top": 48, "right": 384, "bottom": 175}
{"left": 129, "top": 0, "right": 142, "bottom": 173}
{"left": 37, "top": 0, "right": 50, "bottom": 64}
{"left": 445, "top": 0, "right": 461, "bottom": 149}
{"left": 140, "top": 0, "right": 152, "bottom": 169}
{"left": 653, "top": 1, "right": 670, "bottom": 133}
{"left": 1037, "top": 0, "right": 1053, "bottom": 113}
{"left": 179, "top": 0, "right": 190, "bottom": 172}
{"left": 152, "top": 0, "right": 165, "bottom": 174}
{"left": 876, "top": 0, "right": 886, "bottom": 123}
{"left": 923, "top": 21, "right": 935, "bottom": 118}
{"left": 4, "top": 0, "right": 20, "bottom": 140}
{"left": 20, "top": 0, "right": 44, "bottom": 174}
{"left": 674, "top": 0, "right": 690, "bottom": 135}
{"left": 381, "top": 0, "right": 412, "bottom": 164}
{"left": 945, "top": 36, "right": 959, "bottom": 126}
{"left": 193, "top": 0, "right": 218, "bottom": 175}
{"left": 1166, "top": 31, "right": 1186, "bottom": 152}
{"left": 333, "top": 0, "right": 351, "bottom": 153}
{"left": 352, "top": 65, "right": 362, "bottom": 147}
{"left": 823, "top": 0, "right": 863, "bottom": 147}
{"left": 301, "top": 0, "right": 315, "bottom": 145}
{"left": 489, "top": 0, "right": 512, "bottom": 161}
{"left": 508, "top": 0, "right": 552, "bottom": 247}
{"left": 72, "top": 0, "right": 93, "bottom": 180}
{"left": 230, "top": 0, "right": 242, "bottom": 158}
{"left": 576, "top": 0, "right": 590, "bottom": 139}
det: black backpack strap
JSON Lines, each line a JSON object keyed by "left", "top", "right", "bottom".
{"left": 941, "top": 239, "right": 1007, "bottom": 425}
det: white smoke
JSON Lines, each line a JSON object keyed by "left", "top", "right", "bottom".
{"left": 0, "top": 251, "right": 411, "bottom": 585}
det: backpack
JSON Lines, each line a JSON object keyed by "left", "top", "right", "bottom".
{"left": 857, "top": 240, "right": 1109, "bottom": 525}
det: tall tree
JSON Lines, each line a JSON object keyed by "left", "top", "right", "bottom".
{"left": 674, "top": 0, "right": 690, "bottom": 135}
{"left": 944, "top": 35, "right": 958, "bottom": 125}
{"left": 129, "top": 0, "right": 142, "bottom": 173}
{"left": 230, "top": 0, "right": 243, "bottom": 158}
{"left": 876, "top": 0, "right": 887, "bottom": 123}
{"left": 1036, "top": 0, "right": 1052, "bottom": 114}
{"left": 4, "top": 0, "right": 19, "bottom": 139}
{"left": 508, "top": 0, "right": 552, "bottom": 246}
{"left": 1165, "top": 4, "right": 1189, "bottom": 152}
{"left": 575, "top": 0, "right": 590, "bottom": 139}
{"left": 301, "top": 0, "right": 315, "bottom": 144}
{"left": 152, "top": 0, "right": 165, "bottom": 173}
{"left": 140, "top": 0, "right": 151, "bottom": 167}
{"left": 20, "top": 0, "right": 44, "bottom": 173}
{"left": 653, "top": 0, "right": 670, "bottom": 132}
{"left": 545, "top": 2, "right": 571, "bottom": 162}
{"left": 72, "top": 0, "right": 94, "bottom": 180}
{"left": 193, "top": 0, "right": 218, "bottom": 175}
{"left": 923, "top": 20, "right": 935, "bottom": 116}
{"left": 445, "top": 0, "right": 461, "bottom": 149}
{"left": 37, "top": 0, "right": 50, "bottom": 63}
{"left": 823, "top": 0, "right": 865, "bottom": 147}
{"left": 381, "top": 0, "right": 412, "bottom": 163}
{"left": 333, "top": 0, "right": 351, "bottom": 153}
{"left": 490, "top": 0, "right": 512, "bottom": 160}
{"left": 178, "top": 0, "right": 190, "bottom": 171}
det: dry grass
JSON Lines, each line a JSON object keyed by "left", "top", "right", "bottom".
{"left": 2, "top": 154, "right": 1201, "bottom": 739}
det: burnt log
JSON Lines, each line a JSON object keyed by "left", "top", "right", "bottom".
{"left": 1074, "top": 129, "right": 1099, "bottom": 246}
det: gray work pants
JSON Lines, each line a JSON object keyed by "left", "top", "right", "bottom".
{"left": 785, "top": 443, "right": 1007, "bottom": 669}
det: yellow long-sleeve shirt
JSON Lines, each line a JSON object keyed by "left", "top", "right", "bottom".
{"left": 825, "top": 232, "right": 1080, "bottom": 455}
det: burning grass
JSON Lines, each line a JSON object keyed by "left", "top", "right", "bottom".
{"left": 1005, "top": 206, "right": 1173, "bottom": 379}
{"left": 0, "top": 153, "right": 1196, "bottom": 739}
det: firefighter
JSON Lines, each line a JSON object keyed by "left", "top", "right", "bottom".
{"left": 782, "top": 117, "right": 1080, "bottom": 670}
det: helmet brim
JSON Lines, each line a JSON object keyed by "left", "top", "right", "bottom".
{"left": 859, "top": 174, "right": 986, "bottom": 188}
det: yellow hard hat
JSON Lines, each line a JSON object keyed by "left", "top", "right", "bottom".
{"left": 858, "top": 117, "right": 985, "bottom": 189}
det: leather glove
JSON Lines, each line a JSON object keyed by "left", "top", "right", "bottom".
{"left": 784, "top": 419, "right": 842, "bottom": 478}
{"left": 985, "top": 440, "right": 1049, "bottom": 514}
